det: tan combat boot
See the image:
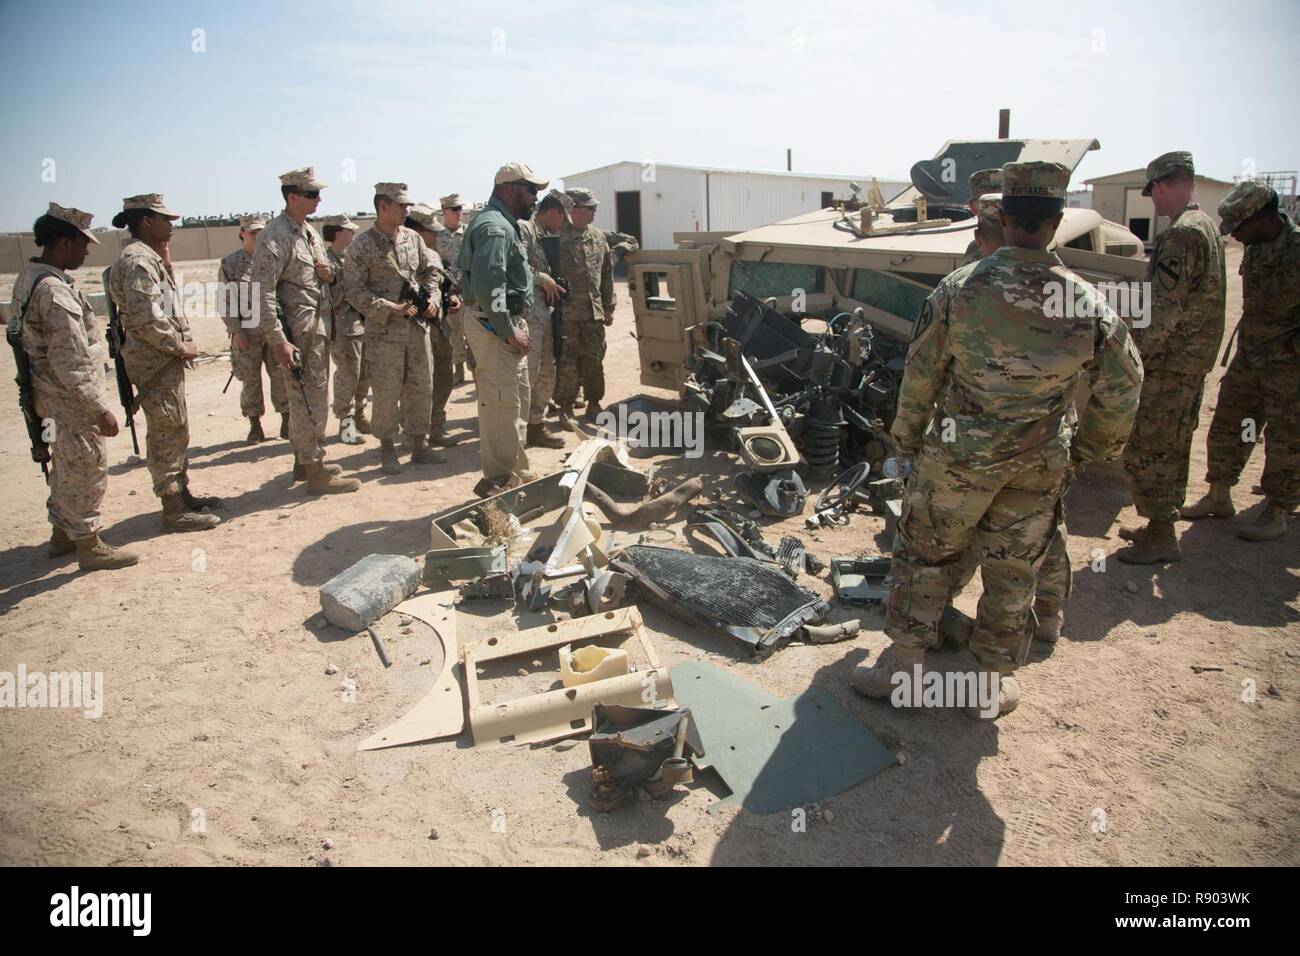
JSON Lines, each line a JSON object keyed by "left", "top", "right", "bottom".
{"left": 1034, "top": 603, "right": 1062, "bottom": 643}
{"left": 1238, "top": 502, "right": 1288, "bottom": 542}
{"left": 304, "top": 461, "right": 360, "bottom": 495}
{"left": 410, "top": 436, "right": 446, "bottom": 464}
{"left": 852, "top": 644, "right": 926, "bottom": 698}
{"left": 964, "top": 673, "right": 1020, "bottom": 720}
{"left": 279, "top": 415, "right": 290, "bottom": 440}
{"left": 75, "top": 534, "right": 140, "bottom": 571}
{"left": 1116, "top": 520, "right": 1181, "bottom": 564}
{"left": 453, "top": 363, "right": 465, "bottom": 385}
{"left": 1180, "top": 483, "right": 1235, "bottom": 519}
{"left": 1117, "top": 522, "right": 1148, "bottom": 542}
{"left": 526, "top": 423, "right": 564, "bottom": 449}
{"left": 428, "top": 425, "right": 460, "bottom": 447}
{"left": 49, "top": 525, "right": 76, "bottom": 558}
{"left": 380, "top": 439, "right": 403, "bottom": 475}
{"left": 246, "top": 416, "right": 266, "bottom": 444}
{"left": 162, "top": 494, "right": 220, "bottom": 531}
{"left": 353, "top": 405, "right": 372, "bottom": 434}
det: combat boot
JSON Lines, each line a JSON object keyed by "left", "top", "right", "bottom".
{"left": 1238, "top": 502, "right": 1288, "bottom": 541}
{"left": 246, "top": 416, "right": 266, "bottom": 444}
{"left": 427, "top": 425, "right": 460, "bottom": 447}
{"left": 292, "top": 458, "right": 340, "bottom": 483}
{"left": 582, "top": 400, "right": 603, "bottom": 421}
{"left": 279, "top": 415, "right": 290, "bottom": 440}
{"left": 162, "top": 494, "right": 220, "bottom": 531}
{"left": 1116, "top": 520, "right": 1181, "bottom": 564}
{"left": 182, "top": 486, "right": 222, "bottom": 511}
{"left": 453, "top": 363, "right": 466, "bottom": 385}
{"left": 1034, "top": 603, "right": 1062, "bottom": 643}
{"left": 411, "top": 436, "right": 445, "bottom": 465}
{"left": 963, "top": 673, "right": 1020, "bottom": 720}
{"left": 304, "top": 462, "right": 360, "bottom": 495}
{"left": 339, "top": 417, "right": 365, "bottom": 445}
{"left": 353, "top": 405, "right": 372, "bottom": 434}
{"left": 75, "top": 534, "right": 140, "bottom": 572}
{"left": 48, "top": 525, "right": 76, "bottom": 558}
{"left": 558, "top": 404, "right": 575, "bottom": 421}
{"left": 526, "top": 423, "right": 564, "bottom": 449}
{"left": 852, "top": 644, "right": 926, "bottom": 699}
{"left": 1180, "top": 483, "right": 1235, "bottom": 519}
{"left": 380, "top": 439, "right": 403, "bottom": 475}
{"left": 1117, "top": 522, "right": 1148, "bottom": 542}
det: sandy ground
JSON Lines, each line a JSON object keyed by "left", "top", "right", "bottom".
{"left": 0, "top": 250, "right": 1296, "bottom": 867}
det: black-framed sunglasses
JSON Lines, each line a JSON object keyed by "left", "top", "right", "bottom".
{"left": 295, "top": 190, "right": 321, "bottom": 200}
{"left": 517, "top": 183, "right": 539, "bottom": 195}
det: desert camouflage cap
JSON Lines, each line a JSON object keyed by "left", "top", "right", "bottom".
{"left": 111, "top": 193, "right": 179, "bottom": 228}
{"left": 45, "top": 202, "right": 100, "bottom": 244}
{"left": 280, "top": 167, "right": 326, "bottom": 191}
{"left": 239, "top": 214, "right": 268, "bottom": 232}
{"left": 976, "top": 194, "right": 1003, "bottom": 229}
{"left": 1001, "top": 161, "right": 1070, "bottom": 199}
{"left": 375, "top": 182, "right": 413, "bottom": 204}
{"left": 405, "top": 203, "right": 440, "bottom": 231}
{"left": 969, "top": 168, "right": 1003, "bottom": 200}
{"left": 318, "top": 214, "right": 358, "bottom": 231}
{"left": 1217, "top": 179, "right": 1278, "bottom": 235}
{"left": 1141, "top": 150, "right": 1195, "bottom": 196}
{"left": 565, "top": 187, "right": 598, "bottom": 208}
{"left": 494, "top": 162, "right": 548, "bottom": 188}
{"left": 439, "top": 193, "right": 463, "bottom": 209}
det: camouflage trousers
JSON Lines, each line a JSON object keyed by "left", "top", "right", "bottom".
{"left": 1123, "top": 368, "right": 1208, "bottom": 522}
{"left": 429, "top": 322, "right": 454, "bottom": 429}
{"left": 38, "top": 393, "right": 106, "bottom": 539}
{"left": 464, "top": 307, "right": 530, "bottom": 484}
{"left": 525, "top": 306, "right": 556, "bottom": 426}
{"left": 366, "top": 315, "right": 432, "bottom": 441}
{"left": 329, "top": 335, "right": 369, "bottom": 420}
{"left": 447, "top": 306, "right": 469, "bottom": 366}
{"left": 951, "top": 507, "right": 1072, "bottom": 615}
{"left": 554, "top": 318, "right": 606, "bottom": 406}
{"left": 886, "top": 449, "right": 1068, "bottom": 673}
{"left": 1203, "top": 352, "right": 1300, "bottom": 507}
{"left": 137, "top": 368, "right": 191, "bottom": 499}
{"left": 232, "top": 332, "right": 287, "bottom": 419}
{"left": 279, "top": 331, "right": 330, "bottom": 465}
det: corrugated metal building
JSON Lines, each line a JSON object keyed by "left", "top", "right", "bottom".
{"left": 559, "top": 161, "right": 908, "bottom": 251}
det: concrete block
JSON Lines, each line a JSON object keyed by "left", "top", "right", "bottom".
{"left": 320, "top": 554, "right": 421, "bottom": 632}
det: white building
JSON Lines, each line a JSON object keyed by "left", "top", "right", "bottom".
{"left": 558, "top": 161, "right": 908, "bottom": 251}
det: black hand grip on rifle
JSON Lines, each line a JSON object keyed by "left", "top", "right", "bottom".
{"left": 101, "top": 267, "right": 141, "bottom": 456}
{"left": 276, "top": 305, "right": 312, "bottom": 418}
{"left": 399, "top": 279, "right": 433, "bottom": 318}
{"left": 540, "top": 235, "right": 567, "bottom": 362}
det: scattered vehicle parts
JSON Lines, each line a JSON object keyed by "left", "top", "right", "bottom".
{"left": 801, "top": 619, "right": 861, "bottom": 644}
{"left": 560, "top": 644, "right": 629, "bottom": 687}
{"left": 366, "top": 626, "right": 392, "bottom": 668}
{"left": 588, "top": 705, "right": 703, "bottom": 812}
{"left": 422, "top": 545, "right": 507, "bottom": 585}
{"left": 585, "top": 475, "right": 704, "bottom": 529}
{"left": 830, "top": 556, "right": 892, "bottom": 605}
{"left": 734, "top": 468, "right": 807, "bottom": 517}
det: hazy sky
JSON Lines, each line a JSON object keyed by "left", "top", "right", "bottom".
{"left": 1, "top": 0, "right": 1296, "bottom": 232}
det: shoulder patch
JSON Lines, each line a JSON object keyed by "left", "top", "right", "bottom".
{"left": 1155, "top": 254, "right": 1182, "bottom": 291}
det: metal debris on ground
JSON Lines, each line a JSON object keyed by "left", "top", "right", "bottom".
{"left": 588, "top": 704, "right": 703, "bottom": 812}
{"left": 830, "top": 556, "right": 892, "bottom": 605}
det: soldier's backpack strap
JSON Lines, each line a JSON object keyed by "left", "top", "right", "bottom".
{"left": 6, "top": 274, "right": 56, "bottom": 341}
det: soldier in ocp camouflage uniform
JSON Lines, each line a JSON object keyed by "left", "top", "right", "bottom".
{"left": 219, "top": 214, "right": 288, "bottom": 444}
{"left": 436, "top": 193, "right": 470, "bottom": 382}
{"left": 407, "top": 204, "right": 460, "bottom": 446}
{"left": 320, "top": 214, "right": 368, "bottom": 444}
{"left": 251, "top": 167, "right": 359, "bottom": 494}
{"left": 1116, "top": 152, "right": 1226, "bottom": 563}
{"left": 853, "top": 162, "right": 1143, "bottom": 718}
{"left": 343, "top": 183, "right": 445, "bottom": 475}
{"left": 518, "top": 191, "right": 567, "bottom": 449}
{"left": 10, "top": 204, "right": 138, "bottom": 570}
{"left": 1182, "top": 180, "right": 1300, "bottom": 541}
{"left": 108, "top": 194, "right": 221, "bottom": 530}
{"left": 554, "top": 188, "right": 615, "bottom": 420}
{"left": 961, "top": 168, "right": 1003, "bottom": 265}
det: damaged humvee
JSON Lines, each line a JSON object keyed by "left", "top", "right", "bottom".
{"left": 626, "top": 137, "right": 1148, "bottom": 481}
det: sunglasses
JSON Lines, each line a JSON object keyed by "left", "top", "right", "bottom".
{"left": 517, "top": 183, "right": 539, "bottom": 195}
{"left": 295, "top": 190, "right": 321, "bottom": 200}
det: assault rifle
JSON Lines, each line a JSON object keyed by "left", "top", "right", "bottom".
{"left": 6, "top": 276, "right": 53, "bottom": 479}
{"left": 101, "top": 267, "right": 141, "bottom": 455}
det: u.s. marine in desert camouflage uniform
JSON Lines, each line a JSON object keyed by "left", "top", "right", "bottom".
{"left": 407, "top": 204, "right": 458, "bottom": 446}
{"left": 554, "top": 188, "right": 615, "bottom": 419}
{"left": 108, "top": 193, "right": 221, "bottom": 530}
{"left": 1117, "top": 152, "right": 1226, "bottom": 563}
{"left": 250, "top": 167, "right": 359, "bottom": 494}
{"left": 320, "top": 214, "right": 368, "bottom": 443}
{"left": 10, "top": 203, "right": 138, "bottom": 570}
{"left": 1182, "top": 179, "right": 1300, "bottom": 542}
{"left": 436, "top": 194, "right": 470, "bottom": 376}
{"left": 517, "top": 192, "right": 568, "bottom": 449}
{"left": 219, "top": 214, "right": 287, "bottom": 443}
{"left": 854, "top": 162, "right": 1143, "bottom": 718}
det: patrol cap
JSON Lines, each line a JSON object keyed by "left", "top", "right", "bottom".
{"left": 565, "top": 187, "right": 598, "bottom": 209}
{"left": 975, "top": 194, "right": 1003, "bottom": 229}
{"left": 375, "top": 182, "right": 413, "bottom": 204}
{"left": 280, "top": 167, "right": 326, "bottom": 192}
{"left": 1000, "top": 161, "right": 1070, "bottom": 199}
{"left": 968, "top": 168, "right": 1003, "bottom": 201}
{"left": 1141, "top": 150, "right": 1195, "bottom": 196}
{"left": 239, "top": 214, "right": 268, "bottom": 232}
{"left": 111, "top": 193, "right": 179, "bottom": 228}
{"left": 45, "top": 202, "right": 100, "bottom": 244}
{"left": 494, "top": 162, "right": 548, "bottom": 188}
{"left": 405, "top": 203, "right": 440, "bottom": 232}
{"left": 439, "top": 193, "right": 463, "bottom": 209}
{"left": 1217, "top": 179, "right": 1278, "bottom": 235}
{"left": 318, "top": 214, "right": 358, "bottom": 231}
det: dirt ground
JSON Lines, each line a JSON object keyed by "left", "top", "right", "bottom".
{"left": 0, "top": 248, "right": 1296, "bottom": 867}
